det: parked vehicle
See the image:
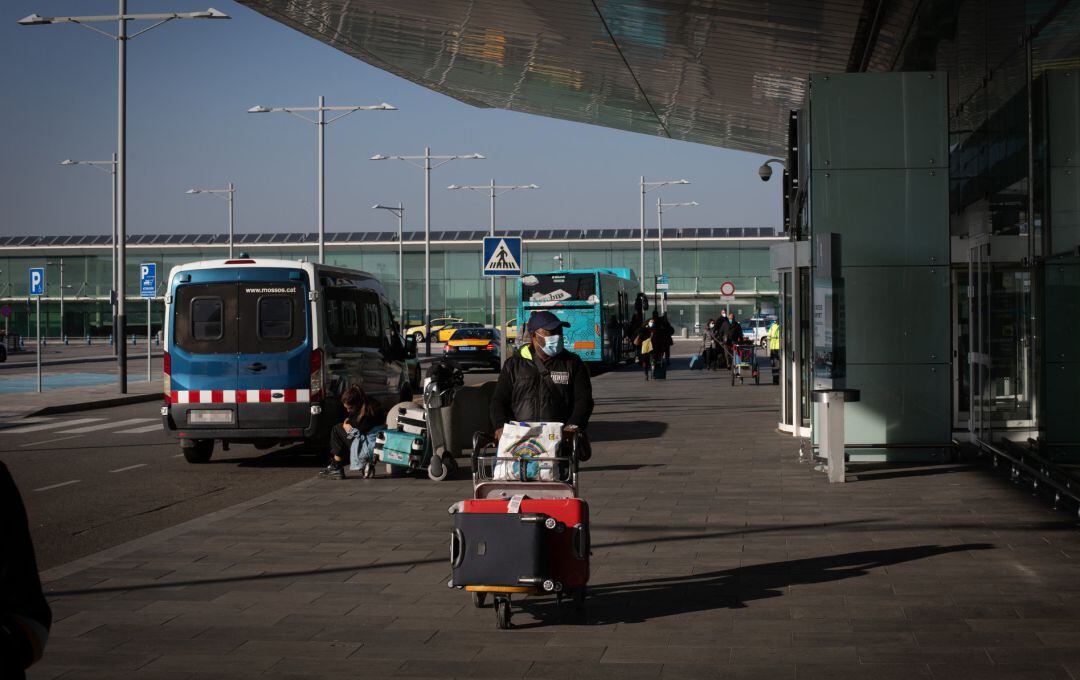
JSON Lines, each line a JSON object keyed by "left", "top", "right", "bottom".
{"left": 162, "top": 257, "right": 414, "bottom": 464}
{"left": 404, "top": 316, "right": 462, "bottom": 343}
{"left": 742, "top": 316, "right": 775, "bottom": 348}
{"left": 517, "top": 268, "right": 639, "bottom": 366}
{"left": 436, "top": 321, "right": 484, "bottom": 343}
{"left": 443, "top": 327, "right": 501, "bottom": 371}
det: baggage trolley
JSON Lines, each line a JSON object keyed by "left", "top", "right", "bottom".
{"left": 378, "top": 365, "right": 463, "bottom": 480}
{"left": 447, "top": 430, "right": 591, "bottom": 629}
{"left": 725, "top": 341, "right": 760, "bottom": 385}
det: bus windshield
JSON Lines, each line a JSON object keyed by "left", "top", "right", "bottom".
{"left": 521, "top": 273, "right": 597, "bottom": 306}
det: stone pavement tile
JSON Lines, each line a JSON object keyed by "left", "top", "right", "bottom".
{"left": 660, "top": 664, "right": 796, "bottom": 680}
{"left": 139, "top": 652, "right": 281, "bottom": 674}
{"left": 267, "top": 657, "right": 403, "bottom": 677}
{"left": 53, "top": 671, "right": 194, "bottom": 680}
{"left": 191, "top": 624, "right": 318, "bottom": 643}
{"left": 795, "top": 663, "right": 931, "bottom": 679}
{"left": 349, "top": 642, "right": 483, "bottom": 662}
{"left": 29, "top": 651, "right": 159, "bottom": 673}
{"left": 601, "top": 645, "right": 730, "bottom": 664}
{"left": 731, "top": 646, "right": 858, "bottom": 665}
{"left": 857, "top": 647, "right": 992, "bottom": 665}
{"left": 229, "top": 639, "right": 359, "bottom": 659}
{"left": 313, "top": 626, "right": 437, "bottom": 645}
{"left": 526, "top": 660, "right": 663, "bottom": 679}
{"left": 928, "top": 664, "right": 1073, "bottom": 679}
{"left": 393, "top": 660, "right": 533, "bottom": 679}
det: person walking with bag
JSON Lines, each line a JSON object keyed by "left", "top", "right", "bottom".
{"left": 490, "top": 311, "right": 594, "bottom": 442}
{"left": 634, "top": 319, "right": 656, "bottom": 380}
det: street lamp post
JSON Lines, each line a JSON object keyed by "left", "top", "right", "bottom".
{"left": 372, "top": 203, "right": 405, "bottom": 317}
{"left": 249, "top": 97, "right": 396, "bottom": 264}
{"left": 447, "top": 180, "right": 538, "bottom": 325}
{"left": 639, "top": 178, "right": 690, "bottom": 283}
{"left": 656, "top": 200, "right": 698, "bottom": 314}
{"left": 22, "top": 3, "right": 231, "bottom": 393}
{"left": 186, "top": 183, "right": 236, "bottom": 257}
{"left": 371, "top": 149, "right": 484, "bottom": 356}
{"left": 61, "top": 156, "right": 117, "bottom": 351}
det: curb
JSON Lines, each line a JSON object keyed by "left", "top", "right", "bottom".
{"left": 29, "top": 391, "right": 162, "bottom": 417}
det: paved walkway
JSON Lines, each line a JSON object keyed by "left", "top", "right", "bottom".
{"left": 28, "top": 361, "right": 1080, "bottom": 679}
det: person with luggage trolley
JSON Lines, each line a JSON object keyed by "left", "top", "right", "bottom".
{"left": 490, "top": 311, "right": 595, "bottom": 442}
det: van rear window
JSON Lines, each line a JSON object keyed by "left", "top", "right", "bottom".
{"left": 258, "top": 297, "right": 293, "bottom": 339}
{"left": 192, "top": 298, "right": 223, "bottom": 340}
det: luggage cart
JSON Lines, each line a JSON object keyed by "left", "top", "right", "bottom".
{"left": 448, "top": 431, "right": 591, "bottom": 629}
{"left": 378, "top": 364, "right": 463, "bottom": 480}
{"left": 726, "top": 341, "right": 760, "bottom": 385}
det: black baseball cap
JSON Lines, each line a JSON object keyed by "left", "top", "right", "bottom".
{"left": 527, "top": 311, "right": 570, "bottom": 332}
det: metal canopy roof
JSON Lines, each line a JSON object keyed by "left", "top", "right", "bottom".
{"left": 235, "top": 0, "right": 894, "bottom": 156}
{"left": 0, "top": 227, "right": 778, "bottom": 249}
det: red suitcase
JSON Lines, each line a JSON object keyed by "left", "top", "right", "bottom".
{"left": 462, "top": 498, "right": 589, "bottom": 589}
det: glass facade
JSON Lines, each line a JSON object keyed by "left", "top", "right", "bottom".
{"left": 0, "top": 234, "right": 781, "bottom": 339}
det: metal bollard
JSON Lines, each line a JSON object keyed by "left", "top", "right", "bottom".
{"left": 131, "top": 334, "right": 137, "bottom": 346}
{"left": 109, "top": 333, "right": 114, "bottom": 346}
{"left": 86, "top": 334, "right": 91, "bottom": 346}
{"left": 64, "top": 335, "right": 69, "bottom": 345}
{"left": 811, "top": 389, "right": 861, "bottom": 483}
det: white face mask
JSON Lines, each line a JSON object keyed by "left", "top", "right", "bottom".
{"left": 541, "top": 333, "right": 563, "bottom": 355}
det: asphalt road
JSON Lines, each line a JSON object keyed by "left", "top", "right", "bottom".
{"left": 0, "top": 368, "right": 499, "bottom": 571}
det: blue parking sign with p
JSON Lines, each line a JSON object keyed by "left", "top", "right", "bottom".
{"left": 140, "top": 263, "right": 156, "bottom": 298}
{"left": 29, "top": 267, "right": 44, "bottom": 296}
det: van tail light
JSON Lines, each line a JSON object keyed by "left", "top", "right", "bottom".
{"left": 163, "top": 352, "right": 171, "bottom": 403}
{"left": 484, "top": 344, "right": 495, "bottom": 351}
{"left": 310, "top": 348, "right": 324, "bottom": 403}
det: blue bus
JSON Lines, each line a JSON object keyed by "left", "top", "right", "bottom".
{"left": 517, "top": 268, "right": 640, "bottom": 366}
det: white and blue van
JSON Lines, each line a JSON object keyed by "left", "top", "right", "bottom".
{"left": 162, "top": 257, "right": 414, "bottom": 463}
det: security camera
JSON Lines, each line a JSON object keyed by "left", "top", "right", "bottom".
{"left": 758, "top": 164, "right": 773, "bottom": 182}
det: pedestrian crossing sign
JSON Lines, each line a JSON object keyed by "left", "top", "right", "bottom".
{"left": 483, "top": 237, "right": 522, "bottom": 277}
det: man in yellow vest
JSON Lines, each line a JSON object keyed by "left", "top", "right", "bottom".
{"left": 767, "top": 319, "right": 781, "bottom": 384}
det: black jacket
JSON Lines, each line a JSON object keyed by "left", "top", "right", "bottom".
{"left": 0, "top": 462, "right": 51, "bottom": 679}
{"left": 490, "top": 345, "right": 594, "bottom": 430}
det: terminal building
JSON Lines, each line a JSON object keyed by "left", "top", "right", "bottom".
{"left": 220, "top": 1, "right": 1077, "bottom": 477}
{"left": 0, "top": 227, "right": 781, "bottom": 337}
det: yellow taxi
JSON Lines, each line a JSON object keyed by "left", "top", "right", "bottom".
{"left": 443, "top": 327, "right": 502, "bottom": 372}
{"left": 502, "top": 317, "right": 519, "bottom": 341}
{"left": 404, "top": 316, "right": 461, "bottom": 343}
{"left": 435, "top": 321, "right": 484, "bottom": 343}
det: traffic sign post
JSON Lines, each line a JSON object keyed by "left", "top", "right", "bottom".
{"left": 483, "top": 237, "right": 522, "bottom": 369}
{"left": 720, "top": 280, "right": 736, "bottom": 303}
{"left": 29, "top": 267, "right": 44, "bottom": 392}
{"left": 141, "top": 264, "right": 156, "bottom": 382}
{"left": 655, "top": 274, "right": 670, "bottom": 314}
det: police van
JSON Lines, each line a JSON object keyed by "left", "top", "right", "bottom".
{"left": 162, "top": 257, "right": 414, "bottom": 463}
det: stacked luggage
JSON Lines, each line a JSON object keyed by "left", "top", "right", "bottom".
{"left": 374, "top": 361, "right": 463, "bottom": 481}
{"left": 448, "top": 426, "right": 591, "bottom": 629}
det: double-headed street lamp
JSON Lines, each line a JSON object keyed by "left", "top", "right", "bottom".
{"left": 186, "top": 184, "right": 236, "bottom": 258}
{"left": 249, "top": 97, "right": 396, "bottom": 265}
{"left": 22, "top": 2, "right": 231, "bottom": 393}
{"left": 639, "top": 178, "right": 690, "bottom": 282}
{"left": 371, "top": 149, "right": 485, "bottom": 355}
{"left": 61, "top": 156, "right": 118, "bottom": 351}
{"left": 372, "top": 203, "right": 405, "bottom": 318}
{"left": 656, "top": 200, "right": 698, "bottom": 313}
{"left": 447, "top": 181, "right": 539, "bottom": 325}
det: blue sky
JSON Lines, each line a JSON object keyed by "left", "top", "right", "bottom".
{"left": 0, "top": 1, "right": 781, "bottom": 237}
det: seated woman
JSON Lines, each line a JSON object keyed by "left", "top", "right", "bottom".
{"left": 319, "top": 385, "right": 385, "bottom": 480}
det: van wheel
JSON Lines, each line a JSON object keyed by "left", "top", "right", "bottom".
{"left": 413, "top": 332, "right": 424, "bottom": 344}
{"left": 760, "top": 338, "right": 768, "bottom": 349}
{"left": 181, "top": 439, "right": 214, "bottom": 464}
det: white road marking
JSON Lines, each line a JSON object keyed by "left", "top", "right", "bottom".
{"left": 56, "top": 418, "right": 155, "bottom": 434}
{"left": 0, "top": 417, "right": 54, "bottom": 431}
{"left": 173, "top": 453, "right": 185, "bottom": 457}
{"left": 3, "top": 418, "right": 101, "bottom": 434}
{"left": 35, "top": 479, "right": 81, "bottom": 492}
{"left": 114, "top": 423, "right": 165, "bottom": 434}
{"left": 19, "top": 434, "right": 80, "bottom": 448}
{"left": 109, "top": 463, "right": 147, "bottom": 473}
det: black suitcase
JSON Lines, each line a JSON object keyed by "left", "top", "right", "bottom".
{"left": 450, "top": 513, "right": 550, "bottom": 588}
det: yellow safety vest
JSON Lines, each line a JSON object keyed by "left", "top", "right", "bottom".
{"left": 767, "top": 322, "right": 781, "bottom": 351}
